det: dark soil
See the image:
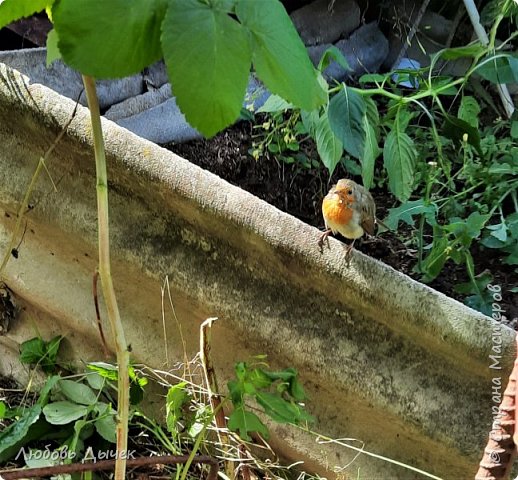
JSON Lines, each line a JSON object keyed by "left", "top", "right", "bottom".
{"left": 166, "top": 121, "right": 518, "bottom": 325}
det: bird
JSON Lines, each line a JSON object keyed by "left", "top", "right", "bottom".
{"left": 318, "top": 179, "right": 377, "bottom": 258}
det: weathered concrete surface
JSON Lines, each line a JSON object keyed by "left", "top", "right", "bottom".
{"left": 0, "top": 63, "right": 514, "bottom": 479}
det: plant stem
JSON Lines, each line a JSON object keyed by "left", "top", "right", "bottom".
{"left": 0, "top": 106, "right": 78, "bottom": 277}
{"left": 82, "top": 75, "right": 130, "bottom": 480}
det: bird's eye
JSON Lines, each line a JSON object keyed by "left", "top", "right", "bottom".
{"left": 347, "top": 189, "right": 353, "bottom": 195}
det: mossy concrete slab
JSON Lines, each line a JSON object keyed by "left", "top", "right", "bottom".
{"left": 0, "top": 63, "right": 514, "bottom": 479}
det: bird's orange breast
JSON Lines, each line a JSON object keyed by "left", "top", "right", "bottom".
{"left": 322, "top": 194, "right": 353, "bottom": 226}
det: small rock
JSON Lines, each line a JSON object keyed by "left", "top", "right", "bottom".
{"left": 290, "top": 0, "right": 360, "bottom": 46}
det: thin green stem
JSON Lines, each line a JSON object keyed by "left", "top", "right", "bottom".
{"left": 82, "top": 75, "right": 129, "bottom": 480}
{"left": 0, "top": 107, "right": 77, "bottom": 277}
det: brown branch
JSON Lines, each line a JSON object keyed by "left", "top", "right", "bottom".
{"left": 1, "top": 454, "right": 218, "bottom": 480}
{"left": 93, "top": 268, "right": 110, "bottom": 359}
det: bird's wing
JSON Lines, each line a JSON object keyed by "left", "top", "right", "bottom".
{"left": 359, "top": 189, "right": 376, "bottom": 236}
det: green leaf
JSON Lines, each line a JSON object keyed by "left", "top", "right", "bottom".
{"left": 38, "top": 375, "right": 61, "bottom": 406}
{"left": 46, "top": 28, "right": 61, "bottom": 67}
{"left": 228, "top": 406, "right": 269, "bottom": 441}
{"left": 289, "top": 377, "right": 306, "bottom": 402}
{"left": 186, "top": 404, "right": 211, "bottom": 438}
{"left": 94, "top": 405, "right": 117, "bottom": 443}
{"left": 317, "top": 45, "right": 350, "bottom": 73}
{"left": 442, "top": 114, "right": 483, "bottom": 157}
{"left": 511, "top": 121, "right": 518, "bottom": 139}
{"left": 19, "top": 336, "right": 62, "bottom": 373}
{"left": 488, "top": 162, "right": 515, "bottom": 175}
{"left": 359, "top": 73, "right": 389, "bottom": 84}
{"left": 53, "top": 0, "right": 167, "bottom": 78}
{"left": 256, "top": 391, "right": 313, "bottom": 424}
{"left": 301, "top": 109, "right": 319, "bottom": 138}
{"left": 465, "top": 212, "right": 491, "bottom": 239}
{"left": 166, "top": 382, "right": 189, "bottom": 433}
{"left": 361, "top": 116, "right": 380, "bottom": 190}
{"left": 383, "top": 125, "right": 417, "bottom": 202}
{"left": 421, "top": 232, "right": 449, "bottom": 283}
{"left": 455, "top": 271, "right": 493, "bottom": 295}
{"left": 236, "top": 0, "right": 325, "bottom": 111}
{"left": 85, "top": 372, "right": 105, "bottom": 391}
{"left": 477, "top": 55, "right": 518, "bottom": 84}
{"left": 257, "top": 94, "right": 293, "bottom": 113}
{"left": 87, "top": 362, "right": 118, "bottom": 381}
{"left": 0, "top": 0, "right": 53, "bottom": 29}
{"left": 0, "top": 405, "right": 41, "bottom": 458}
{"left": 315, "top": 111, "right": 343, "bottom": 176}
{"left": 58, "top": 380, "right": 97, "bottom": 406}
{"left": 0, "top": 401, "right": 6, "bottom": 419}
{"left": 328, "top": 85, "right": 366, "bottom": 159}
{"left": 458, "top": 96, "right": 480, "bottom": 128}
{"left": 19, "top": 337, "right": 47, "bottom": 365}
{"left": 437, "top": 44, "right": 485, "bottom": 60}
{"left": 384, "top": 200, "right": 438, "bottom": 230}
{"left": 487, "top": 222, "right": 508, "bottom": 242}
{"left": 43, "top": 401, "right": 88, "bottom": 425}
{"left": 504, "top": 249, "right": 518, "bottom": 265}
{"left": 162, "top": 0, "right": 251, "bottom": 137}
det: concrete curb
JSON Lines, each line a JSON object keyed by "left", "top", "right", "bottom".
{"left": 0, "top": 62, "right": 513, "bottom": 479}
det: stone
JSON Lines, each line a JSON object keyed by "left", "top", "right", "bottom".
{"left": 290, "top": 0, "right": 360, "bottom": 46}
{"left": 308, "top": 22, "right": 389, "bottom": 81}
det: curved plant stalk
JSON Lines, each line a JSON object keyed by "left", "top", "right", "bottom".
{"left": 82, "top": 75, "right": 130, "bottom": 480}
{"left": 200, "top": 318, "right": 235, "bottom": 478}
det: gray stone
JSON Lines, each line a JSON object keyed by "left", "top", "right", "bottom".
{"left": 290, "top": 0, "right": 360, "bottom": 46}
{"left": 0, "top": 48, "right": 270, "bottom": 144}
{"left": 308, "top": 22, "right": 389, "bottom": 81}
{"left": 0, "top": 48, "right": 142, "bottom": 109}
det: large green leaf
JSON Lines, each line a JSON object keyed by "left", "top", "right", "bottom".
{"left": 162, "top": 0, "right": 251, "bottom": 137}
{"left": 384, "top": 200, "right": 437, "bottom": 230}
{"left": 0, "top": 405, "right": 41, "bottom": 458}
{"left": 58, "top": 379, "right": 97, "bottom": 406}
{"left": 256, "top": 391, "right": 313, "bottom": 424}
{"left": 458, "top": 95, "right": 480, "bottom": 128}
{"left": 52, "top": 0, "right": 167, "bottom": 78}
{"left": 383, "top": 112, "right": 417, "bottom": 202}
{"left": 0, "top": 0, "right": 52, "bottom": 29}
{"left": 315, "top": 111, "right": 343, "bottom": 175}
{"left": 228, "top": 406, "right": 269, "bottom": 441}
{"left": 235, "top": 0, "right": 325, "bottom": 112}
{"left": 43, "top": 401, "right": 88, "bottom": 425}
{"left": 328, "top": 85, "right": 366, "bottom": 159}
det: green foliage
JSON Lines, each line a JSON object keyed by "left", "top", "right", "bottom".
{"left": 249, "top": 5, "right": 518, "bottom": 313}
{"left": 328, "top": 85, "right": 366, "bottom": 160}
{"left": 227, "top": 360, "right": 312, "bottom": 441}
{"left": 19, "top": 336, "right": 63, "bottom": 373}
{"left": 0, "top": 351, "right": 152, "bottom": 463}
{"left": 54, "top": 0, "right": 325, "bottom": 137}
{"left": 0, "top": 0, "right": 53, "bottom": 28}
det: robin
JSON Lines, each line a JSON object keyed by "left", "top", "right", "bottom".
{"left": 318, "top": 179, "right": 377, "bottom": 257}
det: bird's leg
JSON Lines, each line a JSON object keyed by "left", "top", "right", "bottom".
{"left": 345, "top": 239, "right": 356, "bottom": 262}
{"left": 318, "top": 229, "right": 332, "bottom": 250}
